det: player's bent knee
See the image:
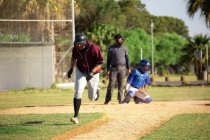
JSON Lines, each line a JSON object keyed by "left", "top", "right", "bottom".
{"left": 127, "top": 91, "right": 135, "bottom": 97}
{"left": 74, "top": 93, "right": 82, "bottom": 99}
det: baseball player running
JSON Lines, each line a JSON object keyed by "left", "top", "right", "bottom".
{"left": 67, "top": 33, "right": 104, "bottom": 124}
{"left": 122, "top": 59, "right": 152, "bottom": 104}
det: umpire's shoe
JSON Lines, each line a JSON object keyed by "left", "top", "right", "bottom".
{"left": 104, "top": 101, "right": 109, "bottom": 105}
{"left": 70, "top": 117, "right": 79, "bottom": 124}
{"left": 95, "top": 87, "right": 100, "bottom": 101}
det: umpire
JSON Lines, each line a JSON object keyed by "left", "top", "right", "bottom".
{"left": 104, "top": 33, "right": 131, "bottom": 104}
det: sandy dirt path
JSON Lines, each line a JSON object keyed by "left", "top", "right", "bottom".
{"left": 0, "top": 101, "right": 210, "bottom": 140}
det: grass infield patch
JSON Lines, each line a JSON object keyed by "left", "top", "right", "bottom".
{"left": 0, "top": 113, "right": 103, "bottom": 140}
{"left": 0, "top": 86, "right": 209, "bottom": 109}
{"left": 141, "top": 113, "right": 210, "bottom": 140}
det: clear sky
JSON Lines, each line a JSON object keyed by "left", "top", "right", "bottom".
{"left": 141, "top": 0, "right": 210, "bottom": 37}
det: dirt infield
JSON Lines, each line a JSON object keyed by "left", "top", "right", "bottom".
{"left": 1, "top": 101, "right": 210, "bottom": 140}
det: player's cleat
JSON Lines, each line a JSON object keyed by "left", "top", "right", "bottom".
{"left": 118, "top": 100, "right": 123, "bottom": 104}
{"left": 95, "top": 87, "right": 100, "bottom": 101}
{"left": 70, "top": 117, "right": 79, "bottom": 124}
{"left": 121, "top": 101, "right": 128, "bottom": 104}
{"left": 133, "top": 96, "right": 142, "bottom": 104}
{"left": 122, "top": 95, "right": 132, "bottom": 104}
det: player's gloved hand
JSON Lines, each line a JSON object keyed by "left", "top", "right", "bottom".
{"left": 86, "top": 72, "right": 94, "bottom": 81}
{"left": 67, "top": 68, "right": 73, "bottom": 78}
{"left": 138, "top": 87, "right": 145, "bottom": 93}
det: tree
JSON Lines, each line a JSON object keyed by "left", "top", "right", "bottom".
{"left": 74, "top": 0, "right": 190, "bottom": 38}
{"left": 0, "top": 0, "right": 71, "bottom": 42}
{"left": 85, "top": 24, "right": 120, "bottom": 52}
{"left": 152, "top": 16, "right": 189, "bottom": 38}
{"left": 118, "top": 0, "right": 151, "bottom": 29}
{"left": 75, "top": 0, "right": 122, "bottom": 32}
{"left": 124, "top": 28, "right": 151, "bottom": 65}
{"left": 118, "top": 0, "right": 189, "bottom": 37}
{"left": 186, "top": 0, "right": 210, "bottom": 27}
{"left": 180, "top": 34, "right": 210, "bottom": 78}
{"left": 155, "top": 33, "right": 187, "bottom": 74}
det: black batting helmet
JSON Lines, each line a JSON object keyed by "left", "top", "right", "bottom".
{"left": 74, "top": 33, "right": 87, "bottom": 46}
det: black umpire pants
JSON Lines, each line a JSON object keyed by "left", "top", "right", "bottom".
{"left": 105, "top": 65, "right": 126, "bottom": 103}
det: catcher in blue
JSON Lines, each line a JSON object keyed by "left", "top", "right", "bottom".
{"left": 122, "top": 59, "right": 152, "bottom": 104}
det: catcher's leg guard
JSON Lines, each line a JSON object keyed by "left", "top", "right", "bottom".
{"left": 144, "top": 96, "right": 152, "bottom": 103}
{"left": 122, "top": 95, "right": 132, "bottom": 104}
{"left": 134, "top": 96, "right": 144, "bottom": 104}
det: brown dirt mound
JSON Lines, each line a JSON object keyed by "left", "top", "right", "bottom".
{"left": 52, "top": 116, "right": 110, "bottom": 140}
{"left": 1, "top": 101, "right": 210, "bottom": 140}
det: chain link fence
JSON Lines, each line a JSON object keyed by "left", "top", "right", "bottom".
{"left": 0, "top": 0, "right": 74, "bottom": 89}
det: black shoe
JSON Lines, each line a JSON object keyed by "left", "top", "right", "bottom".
{"left": 118, "top": 100, "right": 123, "bottom": 104}
{"left": 70, "top": 117, "right": 79, "bottom": 124}
{"left": 121, "top": 100, "right": 127, "bottom": 104}
{"left": 104, "top": 101, "right": 109, "bottom": 105}
{"left": 95, "top": 88, "right": 100, "bottom": 101}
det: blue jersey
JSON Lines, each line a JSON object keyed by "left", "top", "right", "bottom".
{"left": 127, "top": 69, "right": 150, "bottom": 88}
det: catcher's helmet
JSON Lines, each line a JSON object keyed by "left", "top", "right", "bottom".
{"left": 74, "top": 33, "right": 87, "bottom": 46}
{"left": 139, "top": 59, "right": 150, "bottom": 73}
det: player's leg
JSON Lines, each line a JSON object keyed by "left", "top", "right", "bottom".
{"left": 122, "top": 93, "right": 132, "bottom": 104}
{"left": 117, "top": 66, "right": 126, "bottom": 104}
{"left": 87, "top": 73, "right": 100, "bottom": 101}
{"left": 133, "top": 96, "right": 144, "bottom": 104}
{"left": 135, "top": 92, "right": 152, "bottom": 104}
{"left": 71, "top": 68, "right": 87, "bottom": 124}
{"left": 122, "top": 87, "right": 137, "bottom": 104}
{"left": 104, "top": 68, "right": 117, "bottom": 104}
{"left": 144, "top": 96, "right": 152, "bottom": 103}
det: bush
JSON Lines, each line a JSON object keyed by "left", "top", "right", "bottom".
{"left": 0, "top": 33, "right": 31, "bottom": 42}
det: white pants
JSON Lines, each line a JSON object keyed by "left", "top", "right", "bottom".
{"left": 74, "top": 67, "right": 99, "bottom": 100}
{"left": 127, "top": 86, "right": 150, "bottom": 101}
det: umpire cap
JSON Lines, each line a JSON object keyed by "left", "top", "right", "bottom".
{"left": 114, "top": 33, "right": 124, "bottom": 40}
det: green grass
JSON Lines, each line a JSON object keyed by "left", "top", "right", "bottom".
{"left": 0, "top": 113, "right": 103, "bottom": 140}
{"left": 150, "top": 86, "right": 210, "bottom": 101}
{"left": 0, "top": 86, "right": 209, "bottom": 139}
{"left": 0, "top": 86, "right": 209, "bottom": 109}
{"left": 141, "top": 113, "right": 210, "bottom": 140}
{"left": 0, "top": 88, "right": 73, "bottom": 109}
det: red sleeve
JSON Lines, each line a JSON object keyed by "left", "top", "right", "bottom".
{"left": 96, "top": 47, "right": 104, "bottom": 65}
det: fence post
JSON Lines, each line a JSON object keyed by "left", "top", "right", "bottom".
{"left": 165, "top": 76, "right": 169, "bottom": 82}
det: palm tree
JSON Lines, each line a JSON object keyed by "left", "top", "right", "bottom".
{"left": 0, "top": 0, "right": 71, "bottom": 42}
{"left": 186, "top": 0, "right": 210, "bottom": 27}
{"left": 180, "top": 34, "right": 210, "bottom": 79}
